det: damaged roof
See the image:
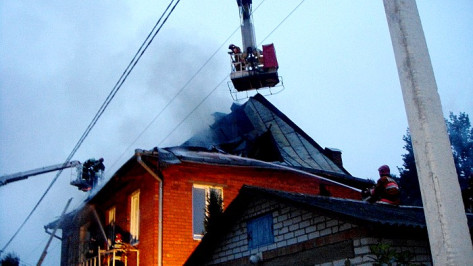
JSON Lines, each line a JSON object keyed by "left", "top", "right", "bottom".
{"left": 183, "top": 94, "right": 349, "bottom": 175}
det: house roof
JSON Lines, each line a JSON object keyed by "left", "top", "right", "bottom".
{"left": 183, "top": 93, "right": 350, "bottom": 175}
{"left": 158, "top": 146, "right": 365, "bottom": 191}
{"left": 185, "top": 185, "right": 473, "bottom": 265}
{"left": 48, "top": 94, "right": 376, "bottom": 229}
{"left": 241, "top": 186, "right": 427, "bottom": 229}
{"left": 46, "top": 147, "right": 364, "bottom": 231}
{"left": 239, "top": 186, "right": 473, "bottom": 229}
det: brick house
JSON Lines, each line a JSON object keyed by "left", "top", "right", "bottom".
{"left": 186, "top": 186, "right": 473, "bottom": 266}
{"left": 47, "top": 94, "right": 372, "bottom": 265}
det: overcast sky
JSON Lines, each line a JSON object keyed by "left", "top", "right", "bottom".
{"left": 1, "top": 1, "right": 472, "bottom": 265}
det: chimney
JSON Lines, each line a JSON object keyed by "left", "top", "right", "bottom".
{"left": 324, "top": 148, "right": 343, "bottom": 168}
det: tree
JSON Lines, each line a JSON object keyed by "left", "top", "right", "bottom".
{"left": 203, "top": 189, "right": 223, "bottom": 234}
{"left": 398, "top": 130, "right": 422, "bottom": 206}
{"left": 447, "top": 112, "right": 473, "bottom": 183}
{"left": 0, "top": 252, "right": 20, "bottom": 266}
{"left": 399, "top": 112, "right": 473, "bottom": 206}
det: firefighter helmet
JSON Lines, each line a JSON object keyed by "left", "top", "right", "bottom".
{"left": 378, "top": 165, "right": 390, "bottom": 175}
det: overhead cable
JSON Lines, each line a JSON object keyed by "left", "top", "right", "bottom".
{"left": 0, "top": 0, "right": 181, "bottom": 254}
{"left": 158, "top": 0, "right": 306, "bottom": 145}
{"left": 108, "top": 0, "right": 270, "bottom": 170}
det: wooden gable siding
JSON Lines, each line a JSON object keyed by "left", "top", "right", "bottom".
{"left": 161, "top": 161, "right": 360, "bottom": 265}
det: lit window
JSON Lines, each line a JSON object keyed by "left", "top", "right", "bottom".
{"left": 130, "top": 190, "right": 140, "bottom": 245}
{"left": 247, "top": 213, "right": 274, "bottom": 249}
{"left": 192, "top": 185, "right": 223, "bottom": 239}
{"left": 107, "top": 206, "right": 116, "bottom": 225}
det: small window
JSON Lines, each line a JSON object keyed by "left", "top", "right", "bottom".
{"left": 192, "top": 185, "right": 223, "bottom": 240}
{"left": 247, "top": 213, "right": 274, "bottom": 249}
{"left": 107, "top": 206, "right": 116, "bottom": 225}
{"left": 130, "top": 190, "right": 140, "bottom": 245}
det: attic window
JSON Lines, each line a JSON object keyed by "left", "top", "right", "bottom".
{"left": 247, "top": 213, "right": 274, "bottom": 249}
{"left": 192, "top": 185, "right": 223, "bottom": 240}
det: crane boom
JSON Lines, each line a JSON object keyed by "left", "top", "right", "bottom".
{"left": 0, "top": 161, "right": 81, "bottom": 186}
{"left": 229, "top": 0, "right": 281, "bottom": 93}
{"left": 237, "top": 0, "right": 256, "bottom": 53}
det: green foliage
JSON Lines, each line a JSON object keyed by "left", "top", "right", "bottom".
{"left": 203, "top": 189, "right": 223, "bottom": 234}
{"left": 447, "top": 112, "right": 473, "bottom": 180}
{"left": 0, "top": 252, "right": 20, "bottom": 266}
{"left": 344, "top": 258, "right": 352, "bottom": 266}
{"left": 368, "top": 243, "right": 416, "bottom": 266}
{"left": 398, "top": 130, "right": 422, "bottom": 206}
{"left": 369, "top": 243, "right": 397, "bottom": 265}
{"left": 399, "top": 112, "right": 473, "bottom": 206}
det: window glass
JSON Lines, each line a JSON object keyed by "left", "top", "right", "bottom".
{"left": 107, "top": 206, "right": 116, "bottom": 225}
{"left": 130, "top": 190, "right": 140, "bottom": 245}
{"left": 192, "top": 185, "right": 223, "bottom": 239}
{"left": 247, "top": 213, "right": 274, "bottom": 249}
{"left": 193, "top": 187, "right": 206, "bottom": 238}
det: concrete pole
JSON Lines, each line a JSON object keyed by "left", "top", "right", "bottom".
{"left": 37, "top": 198, "right": 73, "bottom": 266}
{"left": 383, "top": 1, "right": 473, "bottom": 265}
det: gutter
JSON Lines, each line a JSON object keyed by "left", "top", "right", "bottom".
{"left": 266, "top": 161, "right": 362, "bottom": 193}
{"left": 43, "top": 226, "right": 62, "bottom": 241}
{"left": 175, "top": 149, "right": 361, "bottom": 193}
{"left": 136, "top": 150, "right": 163, "bottom": 266}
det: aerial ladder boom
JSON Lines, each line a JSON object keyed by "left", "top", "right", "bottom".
{"left": 229, "top": 0, "right": 280, "bottom": 93}
{"left": 0, "top": 158, "right": 104, "bottom": 191}
{"left": 238, "top": 0, "right": 257, "bottom": 53}
{"left": 0, "top": 161, "right": 81, "bottom": 186}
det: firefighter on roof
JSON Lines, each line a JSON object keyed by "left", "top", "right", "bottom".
{"left": 362, "top": 165, "right": 400, "bottom": 205}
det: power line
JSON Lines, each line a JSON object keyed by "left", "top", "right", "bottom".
{"left": 2, "top": 0, "right": 303, "bottom": 256}
{"left": 107, "top": 26, "right": 240, "bottom": 172}
{"left": 259, "top": 0, "right": 306, "bottom": 45}
{"left": 108, "top": 0, "right": 271, "bottom": 171}
{"left": 159, "top": 75, "right": 228, "bottom": 146}
{"left": 159, "top": 0, "right": 306, "bottom": 145}
{"left": 0, "top": 0, "right": 181, "bottom": 254}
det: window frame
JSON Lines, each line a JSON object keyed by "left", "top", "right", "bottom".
{"left": 192, "top": 184, "right": 223, "bottom": 240}
{"left": 247, "top": 213, "right": 274, "bottom": 249}
{"left": 129, "top": 190, "right": 140, "bottom": 245}
{"left": 107, "top": 206, "right": 116, "bottom": 225}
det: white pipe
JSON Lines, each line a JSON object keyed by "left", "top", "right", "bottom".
{"left": 136, "top": 152, "right": 163, "bottom": 266}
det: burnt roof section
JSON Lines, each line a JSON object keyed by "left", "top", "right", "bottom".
{"left": 183, "top": 94, "right": 349, "bottom": 175}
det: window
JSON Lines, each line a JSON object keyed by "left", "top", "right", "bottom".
{"left": 107, "top": 206, "right": 116, "bottom": 225}
{"left": 192, "top": 185, "right": 223, "bottom": 239}
{"left": 247, "top": 213, "right": 274, "bottom": 249}
{"left": 130, "top": 190, "right": 140, "bottom": 245}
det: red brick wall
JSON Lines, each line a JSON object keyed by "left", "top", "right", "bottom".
{"left": 161, "top": 162, "right": 361, "bottom": 265}
{"left": 82, "top": 161, "right": 360, "bottom": 266}
{"left": 91, "top": 167, "right": 160, "bottom": 266}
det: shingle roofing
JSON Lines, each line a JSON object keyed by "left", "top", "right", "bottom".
{"left": 242, "top": 186, "right": 429, "bottom": 229}
{"left": 183, "top": 93, "right": 348, "bottom": 175}
{"left": 185, "top": 185, "right": 473, "bottom": 265}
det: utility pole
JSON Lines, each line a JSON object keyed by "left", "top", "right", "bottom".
{"left": 383, "top": 1, "right": 473, "bottom": 265}
{"left": 37, "top": 198, "right": 72, "bottom": 266}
